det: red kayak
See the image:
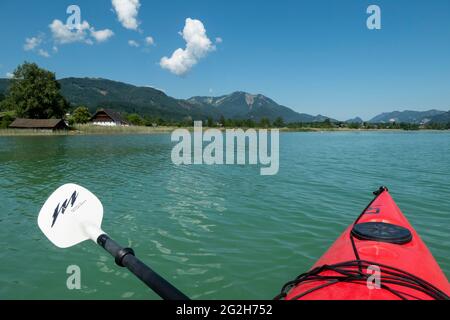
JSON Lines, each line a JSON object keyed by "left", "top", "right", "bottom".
{"left": 276, "top": 187, "right": 450, "bottom": 300}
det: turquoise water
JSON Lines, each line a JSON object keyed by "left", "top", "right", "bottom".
{"left": 0, "top": 131, "right": 449, "bottom": 299}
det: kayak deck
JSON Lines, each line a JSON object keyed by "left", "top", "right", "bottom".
{"left": 278, "top": 187, "right": 450, "bottom": 300}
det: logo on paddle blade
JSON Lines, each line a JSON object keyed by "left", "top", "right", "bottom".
{"left": 52, "top": 191, "right": 78, "bottom": 227}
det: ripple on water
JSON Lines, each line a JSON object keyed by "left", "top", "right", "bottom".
{"left": 0, "top": 132, "right": 449, "bottom": 299}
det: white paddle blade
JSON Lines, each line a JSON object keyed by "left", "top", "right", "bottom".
{"left": 38, "top": 184, "right": 104, "bottom": 248}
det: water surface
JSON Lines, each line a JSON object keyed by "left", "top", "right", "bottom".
{"left": 0, "top": 131, "right": 449, "bottom": 299}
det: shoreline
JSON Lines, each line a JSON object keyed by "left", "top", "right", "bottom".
{"left": 0, "top": 125, "right": 448, "bottom": 137}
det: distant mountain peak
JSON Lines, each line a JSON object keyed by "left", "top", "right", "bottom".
{"left": 345, "top": 116, "right": 364, "bottom": 123}
{"left": 186, "top": 90, "right": 323, "bottom": 122}
{"left": 369, "top": 109, "right": 446, "bottom": 124}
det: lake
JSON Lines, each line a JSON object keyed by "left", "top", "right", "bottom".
{"left": 0, "top": 131, "right": 449, "bottom": 299}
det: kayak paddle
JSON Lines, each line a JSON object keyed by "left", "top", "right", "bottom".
{"left": 37, "top": 183, "right": 189, "bottom": 300}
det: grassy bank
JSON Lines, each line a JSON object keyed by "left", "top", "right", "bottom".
{"left": 0, "top": 128, "right": 72, "bottom": 136}
{"left": 73, "top": 124, "right": 178, "bottom": 134}
{"left": 0, "top": 124, "right": 179, "bottom": 136}
{"left": 0, "top": 124, "right": 447, "bottom": 137}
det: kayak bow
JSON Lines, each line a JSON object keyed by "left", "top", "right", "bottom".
{"left": 277, "top": 187, "right": 450, "bottom": 300}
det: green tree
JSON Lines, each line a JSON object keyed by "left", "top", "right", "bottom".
{"left": 127, "top": 113, "right": 144, "bottom": 126}
{"left": 0, "top": 93, "right": 5, "bottom": 112}
{"left": 156, "top": 117, "right": 166, "bottom": 126}
{"left": 243, "top": 119, "right": 255, "bottom": 128}
{"left": 142, "top": 116, "right": 156, "bottom": 126}
{"left": 273, "top": 117, "right": 285, "bottom": 128}
{"left": 0, "top": 113, "right": 14, "bottom": 129}
{"left": 348, "top": 122, "right": 361, "bottom": 129}
{"left": 207, "top": 117, "right": 214, "bottom": 127}
{"left": 2, "top": 62, "right": 68, "bottom": 118}
{"left": 71, "top": 106, "right": 91, "bottom": 124}
{"left": 219, "top": 115, "right": 226, "bottom": 127}
{"left": 323, "top": 118, "right": 332, "bottom": 127}
{"left": 259, "top": 117, "right": 271, "bottom": 128}
{"left": 234, "top": 119, "right": 244, "bottom": 127}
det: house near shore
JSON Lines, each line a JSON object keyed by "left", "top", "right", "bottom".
{"left": 9, "top": 118, "right": 68, "bottom": 131}
{"left": 90, "top": 109, "right": 129, "bottom": 126}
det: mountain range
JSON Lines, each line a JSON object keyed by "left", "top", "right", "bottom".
{"left": 186, "top": 92, "right": 328, "bottom": 122}
{"left": 367, "top": 110, "right": 447, "bottom": 124}
{"left": 57, "top": 78, "right": 337, "bottom": 122}
{"left": 0, "top": 77, "right": 449, "bottom": 124}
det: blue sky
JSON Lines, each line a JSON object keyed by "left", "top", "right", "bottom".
{"left": 1, "top": 0, "right": 450, "bottom": 120}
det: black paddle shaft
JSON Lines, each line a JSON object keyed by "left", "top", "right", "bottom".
{"left": 97, "top": 234, "right": 189, "bottom": 300}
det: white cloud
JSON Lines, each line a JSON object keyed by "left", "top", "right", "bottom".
{"left": 53, "top": 46, "right": 58, "bottom": 53}
{"left": 38, "top": 49, "right": 50, "bottom": 58}
{"left": 50, "top": 19, "right": 91, "bottom": 44}
{"left": 6, "top": 72, "right": 14, "bottom": 79}
{"left": 50, "top": 19, "right": 114, "bottom": 46}
{"left": 24, "top": 36, "right": 42, "bottom": 51}
{"left": 215, "top": 37, "right": 223, "bottom": 44}
{"left": 160, "top": 18, "right": 215, "bottom": 76}
{"left": 90, "top": 28, "right": 115, "bottom": 43}
{"left": 112, "top": 0, "right": 141, "bottom": 30}
{"left": 128, "top": 40, "right": 140, "bottom": 47}
{"left": 145, "top": 36, "right": 154, "bottom": 46}
{"left": 23, "top": 34, "right": 50, "bottom": 57}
